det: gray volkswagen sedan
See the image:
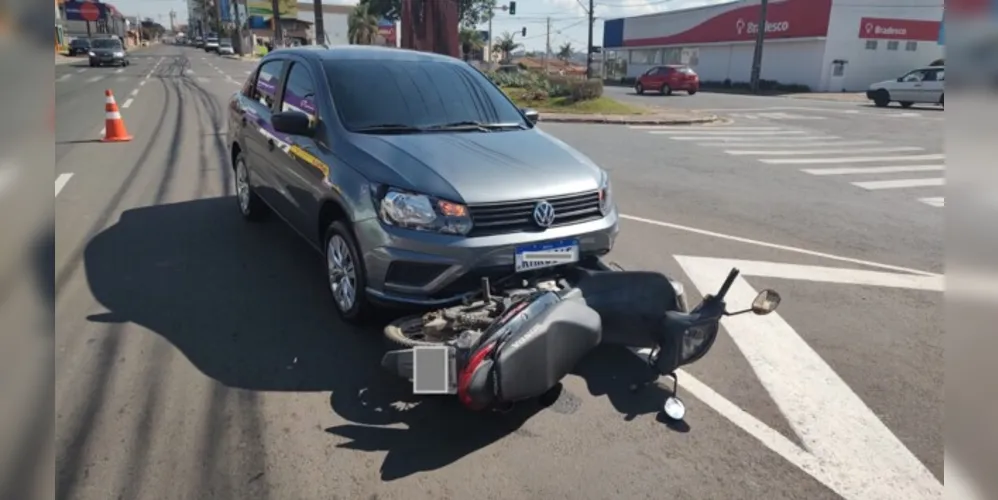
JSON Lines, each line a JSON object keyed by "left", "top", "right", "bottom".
{"left": 227, "top": 45, "right": 618, "bottom": 322}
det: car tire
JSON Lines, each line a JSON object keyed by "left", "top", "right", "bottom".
{"left": 323, "top": 220, "right": 373, "bottom": 323}
{"left": 873, "top": 89, "right": 890, "bottom": 107}
{"left": 899, "top": 101, "right": 914, "bottom": 108}
{"left": 233, "top": 151, "right": 268, "bottom": 221}
{"left": 661, "top": 84, "right": 672, "bottom": 96}
{"left": 89, "top": 61, "right": 95, "bottom": 67}
{"left": 635, "top": 83, "right": 644, "bottom": 95}
{"left": 687, "top": 89, "right": 697, "bottom": 95}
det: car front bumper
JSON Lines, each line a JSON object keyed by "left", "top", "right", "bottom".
{"left": 358, "top": 209, "right": 621, "bottom": 306}
{"left": 90, "top": 55, "right": 125, "bottom": 65}
{"left": 865, "top": 90, "right": 878, "bottom": 99}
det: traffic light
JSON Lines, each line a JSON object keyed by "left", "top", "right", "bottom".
{"left": 509, "top": 1, "right": 516, "bottom": 15}
{"left": 521, "top": 27, "right": 526, "bottom": 37}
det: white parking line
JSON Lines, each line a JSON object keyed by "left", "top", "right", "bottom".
{"left": 55, "top": 173, "right": 74, "bottom": 196}
{"left": 802, "top": 165, "right": 945, "bottom": 176}
{"left": 919, "top": 197, "right": 945, "bottom": 207}
{"left": 702, "top": 140, "right": 880, "bottom": 148}
{"left": 852, "top": 178, "right": 945, "bottom": 190}
{"left": 761, "top": 154, "right": 946, "bottom": 165}
{"left": 726, "top": 146, "right": 924, "bottom": 156}
{"left": 121, "top": 98, "right": 134, "bottom": 109}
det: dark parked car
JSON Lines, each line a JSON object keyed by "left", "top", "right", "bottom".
{"left": 88, "top": 37, "right": 129, "bottom": 67}
{"left": 67, "top": 38, "right": 90, "bottom": 56}
{"left": 635, "top": 64, "right": 699, "bottom": 95}
{"left": 227, "top": 46, "right": 618, "bottom": 322}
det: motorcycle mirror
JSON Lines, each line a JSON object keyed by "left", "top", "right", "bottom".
{"left": 751, "top": 289, "right": 781, "bottom": 315}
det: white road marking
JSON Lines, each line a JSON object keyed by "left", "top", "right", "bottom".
{"left": 726, "top": 146, "right": 924, "bottom": 156}
{"left": 852, "top": 178, "right": 945, "bottom": 190}
{"left": 55, "top": 173, "right": 73, "bottom": 196}
{"left": 75, "top": 68, "right": 87, "bottom": 73}
{"left": 244, "top": 70, "right": 252, "bottom": 74}
{"left": 760, "top": 154, "right": 945, "bottom": 165}
{"left": 57, "top": 74, "right": 72, "bottom": 82}
{"left": 100, "top": 126, "right": 105, "bottom": 137}
{"left": 649, "top": 130, "right": 807, "bottom": 136}
{"left": 144, "top": 73, "right": 151, "bottom": 80}
{"left": 139, "top": 80, "right": 147, "bottom": 86}
{"left": 675, "top": 256, "right": 943, "bottom": 500}
{"left": 672, "top": 135, "right": 838, "bottom": 142}
{"left": 121, "top": 98, "right": 134, "bottom": 109}
{"left": 184, "top": 69, "right": 195, "bottom": 75}
{"left": 0, "top": 166, "right": 18, "bottom": 198}
{"left": 803, "top": 165, "right": 945, "bottom": 176}
{"left": 85, "top": 75, "right": 103, "bottom": 83}
{"left": 620, "top": 214, "right": 939, "bottom": 276}
{"left": 197, "top": 76, "right": 209, "bottom": 82}
{"left": 703, "top": 140, "right": 880, "bottom": 148}
{"left": 129, "top": 88, "right": 139, "bottom": 96}
{"left": 886, "top": 112, "right": 921, "bottom": 118}
{"left": 114, "top": 68, "right": 124, "bottom": 73}
{"left": 919, "top": 197, "right": 945, "bottom": 207}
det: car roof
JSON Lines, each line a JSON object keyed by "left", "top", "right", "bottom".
{"left": 264, "top": 45, "right": 462, "bottom": 65}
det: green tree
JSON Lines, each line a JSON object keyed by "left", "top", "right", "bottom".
{"left": 492, "top": 31, "right": 520, "bottom": 64}
{"left": 362, "top": 0, "right": 496, "bottom": 27}
{"left": 459, "top": 27, "right": 484, "bottom": 60}
{"left": 557, "top": 42, "right": 573, "bottom": 62}
{"left": 348, "top": 2, "right": 379, "bottom": 45}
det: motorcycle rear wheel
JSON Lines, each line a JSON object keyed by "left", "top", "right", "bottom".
{"left": 384, "top": 315, "right": 450, "bottom": 348}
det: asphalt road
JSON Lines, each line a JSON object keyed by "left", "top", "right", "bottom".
{"left": 51, "top": 44, "right": 943, "bottom": 500}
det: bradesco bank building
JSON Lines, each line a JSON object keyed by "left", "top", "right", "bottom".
{"left": 601, "top": 0, "right": 944, "bottom": 92}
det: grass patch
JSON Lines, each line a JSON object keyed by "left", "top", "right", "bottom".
{"left": 503, "top": 88, "right": 646, "bottom": 115}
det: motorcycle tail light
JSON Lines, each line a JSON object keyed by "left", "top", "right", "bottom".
{"left": 457, "top": 342, "right": 496, "bottom": 410}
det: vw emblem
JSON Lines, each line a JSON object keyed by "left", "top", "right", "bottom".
{"left": 533, "top": 201, "right": 556, "bottom": 228}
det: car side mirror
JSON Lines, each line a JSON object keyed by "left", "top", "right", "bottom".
{"left": 521, "top": 108, "right": 539, "bottom": 124}
{"left": 271, "top": 111, "right": 315, "bottom": 137}
{"left": 897, "top": 77, "right": 904, "bottom": 82}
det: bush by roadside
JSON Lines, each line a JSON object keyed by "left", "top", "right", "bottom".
{"left": 486, "top": 70, "right": 604, "bottom": 102}
{"left": 603, "top": 76, "right": 811, "bottom": 93}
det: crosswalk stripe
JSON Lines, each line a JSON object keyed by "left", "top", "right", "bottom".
{"left": 761, "top": 154, "right": 945, "bottom": 165}
{"left": 852, "top": 178, "right": 945, "bottom": 190}
{"left": 85, "top": 75, "right": 103, "bottom": 83}
{"left": 648, "top": 130, "right": 807, "bottom": 136}
{"left": 702, "top": 140, "right": 880, "bottom": 148}
{"left": 725, "top": 146, "right": 924, "bottom": 156}
{"left": 802, "top": 165, "right": 945, "bottom": 176}
{"left": 673, "top": 135, "right": 838, "bottom": 142}
{"left": 919, "top": 197, "right": 945, "bottom": 207}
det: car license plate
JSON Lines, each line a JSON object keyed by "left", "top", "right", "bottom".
{"left": 412, "top": 346, "right": 457, "bottom": 394}
{"left": 515, "top": 239, "right": 579, "bottom": 272}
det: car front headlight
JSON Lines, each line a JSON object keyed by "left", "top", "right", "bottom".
{"left": 598, "top": 173, "right": 613, "bottom": 215}
{"left": 88, "top": 51, "right": 95, "bottom": 56}
{"left": 377, "top": 187, "right": 473, "bottom": 235}
{"left": 114, "top": 51, "right": 124, "bottom": 57}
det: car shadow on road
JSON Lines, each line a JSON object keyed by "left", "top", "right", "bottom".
{"left": 81, "top": 196, "right": 564, "bottom": 481}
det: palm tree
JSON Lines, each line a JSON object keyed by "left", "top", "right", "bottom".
{"left": 348, "top": 3, "right": 379, "bottom": 45}
{"left": 557, "top": 42, "right": 573, "bottom": 62}
{"left": 459, "top": 28, "right": 484, "bottom": 61}
{"left": 493, "top": 31, "right": 520, "bottom": 64}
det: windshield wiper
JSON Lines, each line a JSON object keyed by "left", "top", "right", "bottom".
{"left": 424, "top": 121, "right": 527, "bottom": 132}
{"left": 353, "top": 124, "right": 428, "bottom": 134}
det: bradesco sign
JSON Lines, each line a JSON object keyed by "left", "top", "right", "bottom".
{"left": 623, "top": 0, "right": 832, "bottom": 47}
{"left": 858, "top": 17, "right": 943, "bottom": 41}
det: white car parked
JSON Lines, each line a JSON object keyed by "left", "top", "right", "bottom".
{"left": 866, "top": 66, "right": 944, "bottom": 108}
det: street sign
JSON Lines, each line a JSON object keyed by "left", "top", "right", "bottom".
{"left": 674, "top": 255, "right": 943, "bottom": 500}
{"left": 80, "top": 2, "right": 100, "bottom": 22}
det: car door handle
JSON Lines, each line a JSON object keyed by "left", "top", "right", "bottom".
{"left": 268, "top": 139, "right": 275, "bottom": 151}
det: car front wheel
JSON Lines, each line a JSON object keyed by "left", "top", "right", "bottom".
{"left": 324, "top": 221, "right": 373, "bottom": 322}
{"left": 873, "top": 89, "right": 891, "bottom": 107}
{"left": 635, "top": 83, "right": 644, "bottom": 94}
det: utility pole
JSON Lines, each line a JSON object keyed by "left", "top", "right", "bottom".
{"left": 544, "top": 17, "right": 551, "bottom": 73}
{"left": 313, "top": 0, "right": 325, "bottom": 45}
{"left": 585, "top": 0, "right": 594, "bottom": 79}
{"left": 749, "top": 0, "right": 769, "bottom": 93}
{"left": 271, "top": 0, "right": 282, "bottom": 45}
{"left": 233, "top": 0, "right": 244, "bottom": 54}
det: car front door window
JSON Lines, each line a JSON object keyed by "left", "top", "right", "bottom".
{"left": 275, "top": 61, "right": 324, "bottom": 236}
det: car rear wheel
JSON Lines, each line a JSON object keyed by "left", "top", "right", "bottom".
{"left": 661, "top": 84, "right": 672, "bottom": 95}
{"left": 234, "top": 152, "right": 268, "bottom": 221}
{"left": 324, "top": 221, "right": 373, "bottom": 322}
{"left": 873, "top": 89, "right": 890, "bottom": 107}
{"left": 635, "top": 83, "right": 644, "bottom": 95}
{"left": 687, "top": 89, "right": 697, "bottom": 95}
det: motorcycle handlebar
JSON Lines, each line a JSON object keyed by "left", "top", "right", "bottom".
{"left": 715, "top": 268, "right": 740, "bottom": 301}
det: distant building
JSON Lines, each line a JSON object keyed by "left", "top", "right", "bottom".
{"left": 295, "top": 2, "right": 351, "bottom": 45}
{"left": 59, "top": 0, "right": 127, "bottom": 39}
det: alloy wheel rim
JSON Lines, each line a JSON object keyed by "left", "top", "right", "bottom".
{"left": 236, "top": 160, "right": 250, "bottom": 213}
{"left": 326, "top": 235, "right": 357, "bottom": 311}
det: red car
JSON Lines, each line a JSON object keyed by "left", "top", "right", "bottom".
{"left": 635, "top": 65, "right": 699, "bottom": 95}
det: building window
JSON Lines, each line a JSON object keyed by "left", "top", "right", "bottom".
{"left": 865, "top": 40, "right": 878, "bottom": 50}
{"left": 906, "top": 41, "right": 918, "bottom": 51}
{"left": 887, "top": 40, "right": 899, "bottom": 50}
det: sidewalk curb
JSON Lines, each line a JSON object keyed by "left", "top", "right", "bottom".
{"left": 538, "top": 113, "right": 720, "bottom": 125}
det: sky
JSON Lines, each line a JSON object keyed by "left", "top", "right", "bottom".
{"left": 109, "top": 0, "right": 731, "bottom": 51}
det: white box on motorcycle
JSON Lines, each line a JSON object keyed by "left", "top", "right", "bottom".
{"left": 413, "top": 346, "right": 458, "bottom": 394}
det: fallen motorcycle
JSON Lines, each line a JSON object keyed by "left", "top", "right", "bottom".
{"left": 380, "top": 261, "right": 780, "bottom": 421}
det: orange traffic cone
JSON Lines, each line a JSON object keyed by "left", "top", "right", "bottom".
{"left": 101, "top": 89, "right": 132, "bottom": 142}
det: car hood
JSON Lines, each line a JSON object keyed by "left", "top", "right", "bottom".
{"left": 870, "top": 79, "right": 896, "bottom": 89}
{"left": 349, "top": 129, "right": 604, "bottom": 204}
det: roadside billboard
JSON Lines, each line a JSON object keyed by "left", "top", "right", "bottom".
{"left": 247, "top": 0, "right": 297, "bottom": 17}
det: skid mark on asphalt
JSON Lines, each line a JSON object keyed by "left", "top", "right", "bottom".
{"left": 632, "top": 124, "right": 946, "bottom": 208}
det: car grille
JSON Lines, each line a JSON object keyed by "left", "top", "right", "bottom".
{"left": 467, "top": 190, "right": 602, "bottom": 236}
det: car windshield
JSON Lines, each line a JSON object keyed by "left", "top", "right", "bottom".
{"left": 220, "top": 39, "right": 232, "bottom": 46}
{"left": 91, "top": 38, "right": 121, "bottom": 49}
{"left": 323, "top": 59, "right": 528, "bottom": 132}
{"left": 71, "top": 39, "right": 90, "bottom": 46}
{"left": 207, "top": 38, "right": 218, "bottom": 43}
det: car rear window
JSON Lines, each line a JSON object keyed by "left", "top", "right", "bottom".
{"left": 323, "top": 59, "right": 527, "bottom": 130}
